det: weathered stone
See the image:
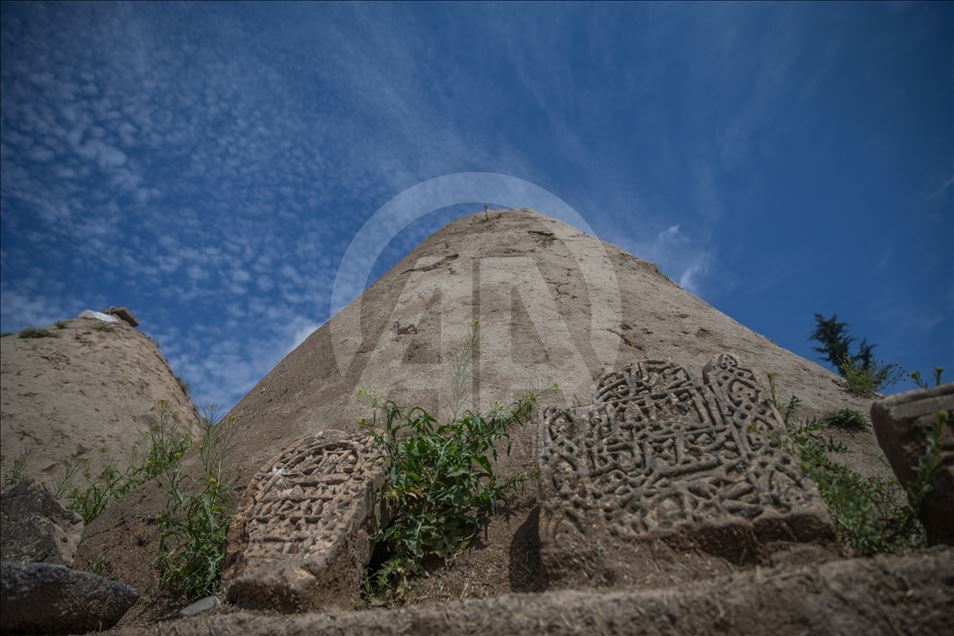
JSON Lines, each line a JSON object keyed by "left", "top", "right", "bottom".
{"left": 538, "top": 354, "right": 834, "bottom": 586}
{"left": 0, "top": 560, "right": 139, "bottom": 634}
{"left": 1, "top": 479, "right": 84, "bottom": 566}
{"left": 108, "top": 549, "right": 954, "bottom": 636}
{"left": 222, "top": 431, "right": 386, "bottom": 612}
{"left": 872, "top": 383, "right": 954, "bottom": 546}
{"left": 105, "top": 306, "right": 139, "bottom": 327}
{"left": 179, "top": 595, "right": 220, "bottom": 617}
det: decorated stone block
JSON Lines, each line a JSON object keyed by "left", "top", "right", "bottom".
{"left": 538, "top": 354, "right": 834, "bottom": 586}
{"left": 223, "top": 431, "right": 386, "bottom": 612}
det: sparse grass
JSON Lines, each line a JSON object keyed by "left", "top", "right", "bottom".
{"left": 0, "top": 439, "right": 42, "bottom": 489}
{"left": 92, "top": 322, "right": 116, "bottom": 333}
{"left": 765, "top": 373, "right": 927, "bottom": 555}
{"left": 64, "top": 400, "right": 192, "bottom": 522}
{"left": 818, "top": 408, "right": 868, "bottom": 431}
{"left": 88, "top": 553, "right": 113, "bottom": 579}
{"left": 838, "top": 355, "right": 904, "bottom": 397}
{"left": 18, "top": 327, "right": 55, "bottom": 339}
{"left": 154, "top": 414, "right": 239, "bottom": 602}
{"left": 0, "top": 331, "right": 13, "bottom": 337}
{"left": 55, "top": 320, "right": 67, "bottom": 330}
{"left": 359, "top": 321, "right": 555, "bottom": 601}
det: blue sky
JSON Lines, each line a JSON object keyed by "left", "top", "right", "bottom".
{"left": 1, "top": 1, "right": 951, "bottom": 409}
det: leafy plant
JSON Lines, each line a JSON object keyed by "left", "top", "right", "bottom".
{"left": 64, "top": 400, "right": 192, "bottom": 522}
{"left": 839, "top": 355, "right": 903, "bottom": 397}
{"left": 765, "top": 374, "right": 924, "bottom": 555}
{"left": 18, "top": 327, "right": 55, "bottom": 339}
{"left": 818, "top": 408, "right": 868, "bottom": 431}
{"left": 154, "top": 414, "right": 239, "bottom": 601}
{"left": 359, "top": 321, "right": 554, "bottom": 600}
{"left": 55, "top": 320, "right": 67, "bottom": 330}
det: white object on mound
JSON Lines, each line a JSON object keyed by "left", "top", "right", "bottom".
{"left": 77, "top": 310, "right": 120, "bottom": 324}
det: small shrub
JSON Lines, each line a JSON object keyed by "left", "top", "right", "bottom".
{"left": 18, "top": 327, "right": 55, "bottom": 339}
{"left": 55, "top": 320, "right": 67, "bottom": 330}
{"left": 154, "top": 414, "right": 239, "bottom": 601}
{"left": 65, "top": 400, "right": 192, "bottom": 522}
{"left": 359, "top": 321, "right": 555, "bottom": 600}
{"left": 818, "top": 408, "right": 868, "bottom": 431}
{"left": 838, "top": 355, "right": 903, "bottom": 397}
{"left": 765, "top": 374, "right": 924, "bottom": 555}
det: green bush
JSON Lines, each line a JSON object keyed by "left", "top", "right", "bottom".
{"left": 765, "top": 374, "right": 925, "bottom": 555}
{"left": 55, "top": 320, "right": 67, "bottom": 330}
{"left": 839, "top": 355, "right": 903, "bottom": 397}
{"left": 818, "top": 408, "right": 868, "bottom": 431}
{"left": 359, "top": 321, "right": 554, "bottom": 600}
{"left": 154, "top": 414, "right": 239, "bottom": 601}
{"left": 65, "top": 400, "right": 192, "bottom": 523}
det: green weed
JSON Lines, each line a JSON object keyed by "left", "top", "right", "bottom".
{"left": 359, "top": 321, "right": 554, "bottom": 600}
{"left": 154, "top": 414, "right": 239, "bottom": 601}
{"left": 839, "top": 355, "right": 904, "bottom": 397}
{"left": 55, "top": 320, "right": 67, "bottom": 330}
{"left": 0, "top": 439, "right": 42, "bottom": 489}
{"left": 64, "top": 400, "right": 192, "bottom": 522}
{"left": 818, "top": 408, "right": 868, "bottom": 431}
{"left": 766, "top": 374, "right": 925, "bottom": 554}
{"left": 910, "top": 367, "right": 945, "bottom": 389}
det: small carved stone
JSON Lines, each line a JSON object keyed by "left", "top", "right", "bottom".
{"left": 538, "top": 354, "right": 834, "bottom": 586}
{"left": 222, "top": 431, "right": 386, "bottom": 612}
{"left": 872, "top": 384, "right": 954, "bottom": 546}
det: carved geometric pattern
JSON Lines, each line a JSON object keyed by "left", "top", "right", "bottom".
{"left": 539, "top": 354, "right": 833, "bottom": 584}
{"left": 223, "top": 431, "right": 385, "bottom": 612}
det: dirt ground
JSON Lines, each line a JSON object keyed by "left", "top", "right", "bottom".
{"left": 113, "top": 548, "right": 954, "bottom": 635}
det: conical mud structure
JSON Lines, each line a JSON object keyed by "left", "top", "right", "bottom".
{"left": 82, "top": 210, "right": 952, "bottom": 633}
{"left": 0, "top": 314, "right": 201, "bottom": 491}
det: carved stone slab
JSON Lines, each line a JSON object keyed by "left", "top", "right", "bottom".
{"left": 538, "top": 354, "right": 834, "bottom": 586}
{"left": 223, "top": 431, "right": 386, "bottom": 612}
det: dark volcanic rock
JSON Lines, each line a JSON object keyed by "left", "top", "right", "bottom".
{"left": 1, "top": 480, "right": 83, "bottom": 566}
{"left": 0, "top": 560, "right": 139, "bottom": 634}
